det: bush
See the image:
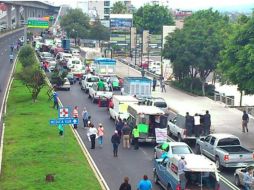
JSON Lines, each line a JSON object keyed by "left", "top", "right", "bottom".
{"left": 18, "top": 45, "right": 37, "bottom": 67}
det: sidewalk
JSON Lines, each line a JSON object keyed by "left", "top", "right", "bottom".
{"left": 116, "top": 61, "right": 254, "bottom": 149}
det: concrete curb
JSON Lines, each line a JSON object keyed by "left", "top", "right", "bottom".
{"left": 0, "top": 123, "right": 5, "bottom": 174}
{"left": 0, "top": 27, "right": 24, "bottom": 39}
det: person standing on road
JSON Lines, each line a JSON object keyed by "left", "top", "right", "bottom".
{"left": 203, "top": 110, "right": 211, "bottom": 135}
{"left": 122, "top": 122, "right": 131, "bottom": 149}
{"left": 97, "top": 123, "right": 104, "bottom": 147}
{"left": 137, "top": 175, "right": 152, "bottom": 190}
{"left": 89, "top": 124, "right": 97, "bottom": 149}
{"left": 132, "top": 126, "right": 140, "bottom": 150}
{"left": 116, "top": 117, "right": 124, "bottom": 139}
{"left": 160, "top": 78, "right": 166, "bottom": 92}
{"left": 194, "top": 113, "right": 201, "bottom": 137}
{"left": 82, "top": 107, "right": 89, "bottom": 128}
{"left": 52, "top": 92, "right": 59, "bottom": 109}
{"left": 152, "top": 77, "right": 157, "bottom": 91}
{"left": 185, "top": 112, "right": 193, "bottom": 136}
{"left": 119, "top": 176, "right": 131, "bottom": 190}
{"left": 73, "top": 106, "right": 79, "bottom": 129}
{"left": 242, "top": 110, "right": 249, "bottom": 133}
{"left": 243, "top": 167, "right": 254, "bottom": 190}
{"left": 178, "top": 156, "right": 187, "bottom": 190}
{"left": 111, "top": 130, "right": 120, "bottom": 157}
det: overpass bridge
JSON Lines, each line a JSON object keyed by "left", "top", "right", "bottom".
{"left": 0, "top": 1, "right": 60, "bottom": 29}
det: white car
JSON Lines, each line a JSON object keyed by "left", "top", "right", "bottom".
{"left": 56, "top": 52, "right": 72, "bottom": 62}
{"left": 67, "top": 58, "right": 82, "bottom": 69}
{"left": 40, "top": 52, "right": 53, "bottom": 60}
{"left": 81, "top": 74, "right": 100, "bottom": 93}
{"left": 46, "top": 58, "right": 57, "bottom": 71}
{"left": 88, "top": 82, "right": 113, "bottom": 103}
{"left": 71, "top": 49, "right": 80, "bottom": 57}
{"left": 54, "top": 78, "right": 71, "bottom": 91}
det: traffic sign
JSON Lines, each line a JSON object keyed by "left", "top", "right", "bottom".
{"left": 58, "top": 107, "right": 70, "bottom": 118}
{"left": 27, "top": 18, "right": 49, "bottom": 28}
{"left": 49, "top": 118, "right": 79, "bottom": 125}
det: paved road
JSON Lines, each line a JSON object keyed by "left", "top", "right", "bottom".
{"left": 0, "top": 30, "right": 24, "bottom": 142}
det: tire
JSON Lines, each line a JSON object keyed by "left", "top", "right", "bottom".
{"left": 215, "top": 156, "right": 223, "bottom": 171}
{"left": 195, "top": 144, "right": 201, "bottom": 154}
{"left": 167, "top": 184, "right": 173, "bottom": 190}
{"left": 177, "top": 134, "right": 182, "bottom": 142}
{"left": 67, "top": 88, "right": 70, "bottom": 91}
{"left": 92, "top": 96, "right": 96, "bottom": 103}
{"left": 167, "top": 126, "right": 172, "bottom": 136}
{"left": 88, "top": 93, "right": 91, "bottom": 98}
{"left": 234, "top": 175, "right": 240, "bottom": 187}
{"left": 85, "top": 89, "right": 88, "bottom": 94}
{"left": 153, "top": 171, "right": 159, "bottom": 184}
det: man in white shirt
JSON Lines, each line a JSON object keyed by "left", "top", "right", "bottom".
{"left": 194, "top": 113, "right": 201, "bottom": 137}
{"left": 178, "top": 156, "right": 187, "bottom": 190}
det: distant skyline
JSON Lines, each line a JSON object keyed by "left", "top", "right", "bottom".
{"left": 50, "top": 0, "right": 254, "bottom": 12}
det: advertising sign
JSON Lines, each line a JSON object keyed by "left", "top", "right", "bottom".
{"left": 110, "top": 14, "right": 133, "bottom": 33}
{"left": 155, "top": 128, "right": 168, "bottom": 143}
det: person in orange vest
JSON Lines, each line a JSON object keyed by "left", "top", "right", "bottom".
{"left": 73, "top": 106, "right": 79, "bottom": 129}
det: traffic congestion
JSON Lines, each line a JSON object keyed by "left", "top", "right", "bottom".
{"left": 30, "top": 28, "right": 254, "bottom": 190}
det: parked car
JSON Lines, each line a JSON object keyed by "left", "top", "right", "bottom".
{"left": 39, "top": 52, "right": 53, "bottom": 61}
{"left": 153, "top": 154, "right": 220, "bottom": 190}
{"left": 234, "top": 164, "right": 254, "bottom": 188}
{"left": 67, "top": 73, "right": 76, "bottom": 85}
{"left": 53, "top": 78, "right": 70, "bottom": 91}
{"left": 196, "top": 133, "right": 254, "bottom": 170}
{"left": 140, "top": 97, "right": 168, "bottom": 113}
{"left": 88, "top": 82, "right": 113, "bottom": 103}
{"left": 154, "top": 142, "right": 193, "bottom": 159}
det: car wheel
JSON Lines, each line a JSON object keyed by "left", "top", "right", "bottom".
{"left": 167, "top": 184, "right": 173, "bottom": 190}
{"left": 92, "top": 96, "right": 96, "bottom": 103}
{"left": 234, "top": 175, "right": 240, "bottom": 186}
{"left": 215, "top": 156, "right": 223, "bottom": 171}
{"left": 167, "top": 126, "right": 172, "bottom": 136}
{"left": 153, "top": 171, "right": 159, "bottom": 184}
{"left": 67, "top": 88, "right": 70, "bottom": 91}
{"left": 88, "top": 93, "right": 91, "bottom": 98}
{"left": 85, "top": 89, "right": 88, "bottom": 94}
{"left": 195, "top": 144, "right": 201, "bottom": 154}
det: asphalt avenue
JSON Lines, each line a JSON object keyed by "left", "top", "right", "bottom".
{"left": 57, "top": 84, "right": 232, "bottom": 190}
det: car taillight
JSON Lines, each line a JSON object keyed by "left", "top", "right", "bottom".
{"left": 224, "top": 155, "right": 229, "bottom": 161}
{"left": 176, "top": 184, "right": 181, "bottom": 190}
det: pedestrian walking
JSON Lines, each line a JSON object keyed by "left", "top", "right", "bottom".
{"left": 82, "top": 107, "right": 89, "bottom": 128}
{"left": 132, "top": 126, "right": 139, "bottom": 150}
{"left": 194, "top": 113, "right": 201, "bottom": 137}
{"left": 152, "top": 77, "right": 157, "bottom": 91}
{"left": 58, "top": 124, "right": 64, "bottom": 136}
{"left": 178, "top": 156, "right": 187, "bottom": 190}
{"left": 52, "top": 92, "right": 59, "bottom": 109}
{"left": 10, "top": 44, "right": 14, "bottom": 53}
{"left": 242, "top": 110, "right": 249, "bottom": 133}
{"left": 89, "top": 124, "right": 97, "bottom": 149}
{"left": 203, "top": 110, "right": 211, "bottom": 135}
{"left": 137, "top": 175, "right": 152, "bottom": 190}
{"left": 161, "top": 78, "right": 166, "bottom": 92}
{"left": 243, "top": 166, "right": 254, "bottom": 190}
{"left": 119, "top": 176, "right": 131, "bottom": 190}
{"left": 111, "top": 130, "right": 120, "bottom": 157}
{"left": 97, "top": 123, "right": 104, "bottom": 147}
{"left": 122, "top": 122, "right": 131, "bottom": 149}
{"left": 185, "top": 112, "right": 193, "bottom": 136}
{"left": 116, "top": 117, "right": 124, "bottom": 139}
{"left": 73, "top": 106, "right": 79, "bottom": 129}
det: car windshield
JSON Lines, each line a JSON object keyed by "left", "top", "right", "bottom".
{"left": 87, "top": 77, "right": 99, "bottom": 82}
{"left": 171, "top": 146, "right": 192, "bottom": 154}
{"left": 154, "top": 101, "right": 167, "bottom": 108}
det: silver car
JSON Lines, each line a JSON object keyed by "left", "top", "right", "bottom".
{"left": 234, "top": 164, "right": 254, "bottom": 189}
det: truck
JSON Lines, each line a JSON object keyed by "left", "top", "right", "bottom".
{"left": 196, "top": 133, "right": 254, "bottom": 170}
{"left": 127, "top": 104, "right": 167, "bottom": 143}
{"left": 109, "top": 95, "right": 139, "bottom": 121}
{"left": 167, "top": 109, "right": 206, "bottom": 142}
{"left": 153, "top": 154, "right": 220, "bottom": 190}
{"left": 62, "top": 39, "right": 70, "bottom": 50}
{"left": 94, "top": 58, "right": 116, "bottom": 76}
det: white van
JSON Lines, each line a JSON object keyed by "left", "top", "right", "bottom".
{"left": 109, "top": 95, "right": 139, "bottom": 120}
{"left": 154, "top": 154, "right": 220, "bottom": 190}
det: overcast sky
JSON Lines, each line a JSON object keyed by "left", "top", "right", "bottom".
{"left": 50, "top": 0, "right": 254, "bottom": 11}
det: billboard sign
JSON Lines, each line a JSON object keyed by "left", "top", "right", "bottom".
{"left": 110, "top": 14, "right": 133, "bottom": 33}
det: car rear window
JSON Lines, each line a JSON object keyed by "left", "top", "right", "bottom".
{"left": 172, "top": 146, "right": 192, "bottom": 154}
{"left": 154, "top": 101, "right": 167, "bottom": 108}
{"left": 87, "top": 77, "right": 99, "bottom": 82}
{"left": 217, "top": 138, "right": 240, "bottom": 146}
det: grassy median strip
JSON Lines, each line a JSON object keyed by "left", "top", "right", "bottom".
{"left": 0, "top": 63, "right": 101, "bottom": 190}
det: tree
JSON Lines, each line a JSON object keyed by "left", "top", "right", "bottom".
{"left": 133, "top": 4, "right": 174, "bottom": 34}
{"left": 89, "top": 19, "right": 110, "bottom": 43}
{"left": 60, "top": 9, "right": 90, "bottom": 44}
{"left": 218, "top": 14, "right": 254, "bottom": 106}
{"left": 18, "top": 45, "right": 37, "bottom": 67}
{"left": 111, "top": 1, "right": 128, "bottom": 14}
{"left": 17, "top": 67, "right": 46, "bottom": 102}
{"left": 163, "top": 9, "right": 229, "bottom": 95}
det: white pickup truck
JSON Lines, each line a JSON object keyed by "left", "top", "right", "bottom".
{"left": 81, "top": 74, "right": 100, "bottom": 93}
{"left": 88, "top": 82, "right": 113, "bottom": 103}
{"left": 196, "top": 133, "right": 254, "bottom": 170}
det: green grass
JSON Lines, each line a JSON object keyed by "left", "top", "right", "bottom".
{"left": 0, "top": 63, "right": 101, "bottom": 190}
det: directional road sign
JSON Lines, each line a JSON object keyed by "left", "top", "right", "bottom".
{"left": 49, "top": 118, "right": 79, "bottom": 125}
{"left": 27, "top": 18, "right": 49, "bottom": 28}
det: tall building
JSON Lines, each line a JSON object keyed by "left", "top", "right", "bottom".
{"left": 76, "top": 0, "right": 110, "bottom": 20}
